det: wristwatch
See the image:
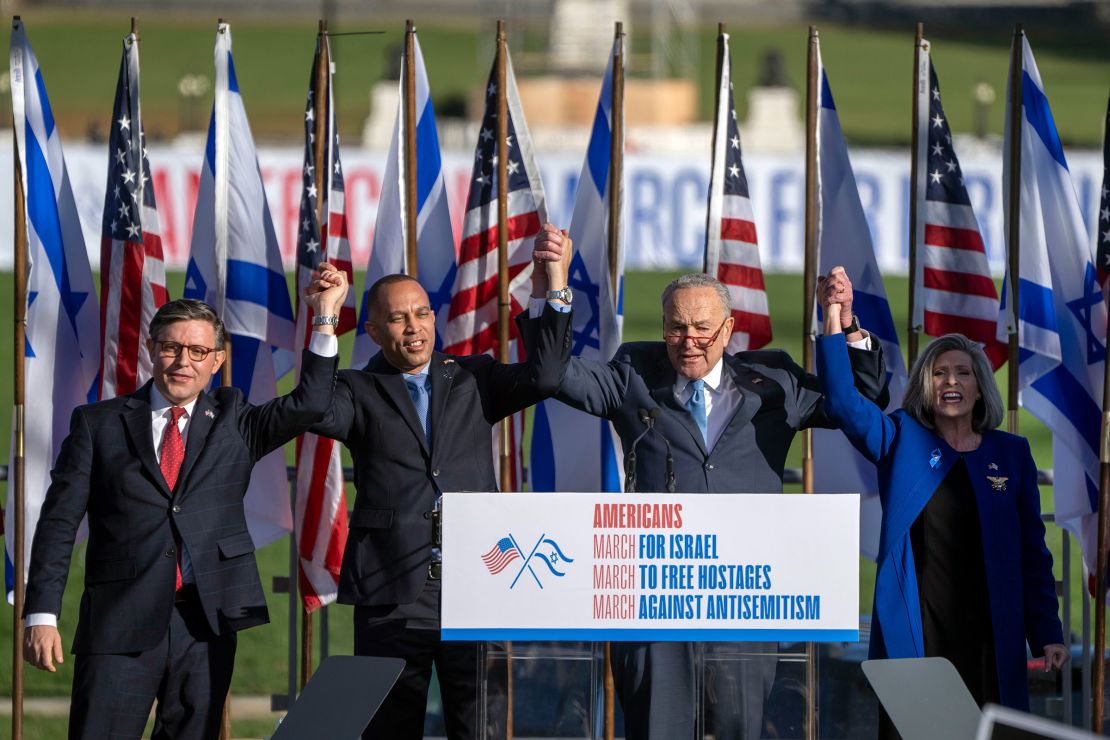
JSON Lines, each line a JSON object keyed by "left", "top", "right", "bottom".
{"left": 547, "top": 287, "right": 573, "bottom": 304}
{"left": 842, "top": 314, "right": 860, "bottom": 335}
{"left": 312, "top": 315, "right": 339, "bottom": 327}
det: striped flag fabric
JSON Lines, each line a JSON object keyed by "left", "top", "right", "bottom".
{"left": 704, "top": 30, "right": 771, "bottom": 353}
{"left": 443, "top": 44, "right": 545, "bottom": 490}
{"left": 482, "top": 537, "right": 522, "bottom": 575}
{"left": 6, "top": 19, "right": 101, "bottom": 593}
{"left": 810, "top": 37, "right": 908, "bottom": 559}
{"left": 1095, "top": 91, "right": 1109, "bottom": 294}
{"left": 997, "top": 34, "right": 1105, "bottom": 575}
{"left": 912, "top": 44, "right": 1006, "bottom": 369}
{"left": 531, "top": 36, "right": 624, "bottom": 494}
{"left": 100, "top": 32, "right": 168, "bottom": 400}
{"left": 352, "top": 31, "right": 455, "bottom": 368}
{"left": 183, "top": 22, "right": 295, "bottom": 549}
{"left": 293, "top": 35, "right": 355, "bottom": 613}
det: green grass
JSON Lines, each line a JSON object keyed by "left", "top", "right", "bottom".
{"left": 10, "top": 13, "right": 1109, "bottom": 146}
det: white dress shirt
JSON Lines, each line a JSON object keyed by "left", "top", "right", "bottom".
{"left": 26, "top": 331, "right": 339, "bottom": 628}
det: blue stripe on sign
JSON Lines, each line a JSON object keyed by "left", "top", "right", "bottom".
{"left": 586, "top": 102, "right": 611, "bottom": 196}
{"left": 1022, "top": 71, "right": 1068, "bottom": 171}
{"left": 1030, "top": 364, "right": 1101, "bottom": 459}
{"left": 24, "top": 120, "right": 64, "bottom": 294}
{"left": 230, "top": 334, "right": 260, "bottom": 393}
{"left": 34, "top": 68, "right": 55, "bottom": 138}
{"left": 530, "top": 402, "right": 556, "bottom": 491}
{"left": 820, "top": 71, "right": 836, "bottom": 111}
{"left": 227, "top": 53, "right": 240, "bottom": 94}
{"left": 226, "top": 259, "right": 295, "bottom": 321}
{"left": 415, "top": 98, "right": 442, "bottom": 213}
{"left": 441, "top": 628, "right": 859, "bottom": 642}
{"left": 1017, "top": 278, "right": 1058, "bottom": 332}
{"left": 852, "top": 291, "right": 898, "bottom": 347}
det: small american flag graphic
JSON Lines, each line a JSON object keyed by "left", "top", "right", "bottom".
{"left": 914, "top": 49, "right": 1006, "bottom": 368}
{"left": 482, "top": 537, "right": 521, "bottom": 575}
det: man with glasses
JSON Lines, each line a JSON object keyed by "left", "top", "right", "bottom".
{"left": 530, "top": 224, "right": 888, "bottom": 739}
{"left": 22, "top": 267, "right": 347, "bottom": 740}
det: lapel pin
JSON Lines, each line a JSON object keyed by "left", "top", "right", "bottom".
{"left": 988, "top": 462, "right": 999, "bottom": 470}
{"left": 204, "top": 409, "right": 215, "bottom": 419}
{"left": 987, "top": 475, "right": 1008, "bottom": 492}
{"left": 442, "top": 359, "right": 455, "bottom": 364}
{"left": 929, "top": 448, "right": 942, "bottom": 470}
{"left": 750, "top": 377, "right": 763, "bottom": 384}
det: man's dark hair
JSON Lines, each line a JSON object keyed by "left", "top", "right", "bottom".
{"left": 148, "top": 299, "right": 227, "bottom": 349}
{"left": 366, "top": 274, "right": 423, "bottom": 320}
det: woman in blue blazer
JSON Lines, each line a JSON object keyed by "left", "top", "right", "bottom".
{"left": 817, "top": 299, "right": 1067, "bottom": 715}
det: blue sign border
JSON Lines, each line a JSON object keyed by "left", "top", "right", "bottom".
{"left": 442, "top": 628, "right": 859, "bottom": 642}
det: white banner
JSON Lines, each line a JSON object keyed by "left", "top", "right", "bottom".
{"left": 441, "top": 492, "right": 860, "bottom": 642}
{"left": 0, "top": 134, "right": 1101, "bottom": 273}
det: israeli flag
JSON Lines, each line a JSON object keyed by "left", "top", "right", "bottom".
{"left": 810, "top": 39, "right": 908, "bottom": 559}
{"left": 6, "top": 20, "right": 101, "bottom": 596}
{"left": 352, "top": 32, "right": 455, "bottom": 368}
{"left": 998, "top": 34, "right": 1104, "bottom": 573}
{"left": 184, "top": 23, "right": 294, "bottom": 548}
{"left": 531, "top": 37, "right": 624, "bottom": 494}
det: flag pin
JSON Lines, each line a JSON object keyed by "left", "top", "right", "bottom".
{"left": 204, "top": 409, "right": 215, "bottom": 419}
{"left": 988, "top": 462, "right": 999, "bottom": 470}
{"left": 442, "top": 359, "right": 455, "bottom": 364}
{"left": 987, "top": 475, "right": 1008, "bottom": 492}
{"left": 929, "top": 449, "right": 941, "bottom": 469}
{"left": 751, "top": 377, "right": 763, "bottom": 384}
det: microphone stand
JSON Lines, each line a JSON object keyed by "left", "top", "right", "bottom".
{"left": 648, "top": 408, "right": 677, "bottom": 493}
{"left": 624, "top": 409, "right": 654, "bottom": 493}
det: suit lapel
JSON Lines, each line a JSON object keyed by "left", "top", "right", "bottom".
{"left": 370, "top": 352, "right": 429, "bottom": 455}
{"left": 175, "top": 392, "right": 217, "bottom": 497}
{"left": 720, "top": 356, "right": 761, "bottom": 432}
{"left": 429, "top": 353, "right": 456, "bottom": 452}
{"left": 647, "top": 356, "right": 707, "bottom": 455}
{"left": 121, "top": 382, "right": 171, "bottom": 499}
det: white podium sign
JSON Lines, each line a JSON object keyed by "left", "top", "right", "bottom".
{"left": 441, "top": 492, "right": 859, "bottom": 642}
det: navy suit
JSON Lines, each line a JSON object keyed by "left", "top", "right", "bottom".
{"left": 817, "top": 333, "right": 1062, "bottom": 710}
{"left": 551, "top": 339, "right": 888, "bottom": 739}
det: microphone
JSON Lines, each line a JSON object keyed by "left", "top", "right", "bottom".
{"left": 624, "top": 408, "right": 654, "bottom": 493}
{"left": 648, "top": 408, "right": 677, "bottom": 493}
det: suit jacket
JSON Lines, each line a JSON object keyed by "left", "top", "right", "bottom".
{"left": 817, "top": 333, "right": 1062, "bottom": 710}
{"left": 24, "top": 350, "right": 339, "bottom": 655}
{"left": 551, "top": 339, "right": 888, "bottom": 494}
{"left": 312, "top": 304, "right": 573, "bottom": 607}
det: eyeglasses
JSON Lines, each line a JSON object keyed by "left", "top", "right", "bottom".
{"left": 663, "top": 318, "right": 729, "bottom": 350}
{"left": 154, "top": 340, "right": 219, "bottom": 362}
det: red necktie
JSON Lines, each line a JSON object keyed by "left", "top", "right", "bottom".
{"left": 160, "top": 407, "right": 186, "bottom": 591}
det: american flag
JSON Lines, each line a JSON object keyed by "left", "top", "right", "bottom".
{"left": 914, "top": 50, "right": 1006, "bottom": 369}
{"left": 482, "top": 537, "right": 522, "bottom": 575}
{"left": 443, "top": 44, "right": 545, "bottom": 490}
{"left": 1096, "top": 91, "right": 1110, "bottom": 293}
{"left": 704, "top": 31, "right": 771, "bottom": 353}
{"left": 99, "top": 33, "right": 167, "bottom": 400}
{"left": 293, "top": 34, "right": 356, "bottom": 613}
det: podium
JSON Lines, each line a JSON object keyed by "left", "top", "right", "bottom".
{"left": 442, "top": 492, "right": 859, "bottom": 738}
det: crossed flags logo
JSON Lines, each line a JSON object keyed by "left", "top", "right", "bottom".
{"left": 481, "top": 533, "right": 574, "bottom": 590}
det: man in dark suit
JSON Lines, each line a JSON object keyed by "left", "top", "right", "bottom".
{"left": 22, "top": 266, "right": 347, "bottom": 740}
{"left": 311, "top": 250, "right": 572, "bottom": 740}
{"left": 531, "top": 224, "right": 888, "bottom": 739}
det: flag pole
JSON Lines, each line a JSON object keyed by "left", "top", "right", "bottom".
{"left": 906, "top": 22, "right": 924, "bottom": 367}
{"left": 801, "top": 25, "right": 820, "bottom": 740}
{"left": 298, "top": 18, "right": 330, "bottom": 693}
{"left": 704, "top": 22, "right": 725, "bottom": 275}
{"left": 403, "top": 20, "right": 418, "bottom": 279}
{"left": 11, "top": 16, "right": 28, "bottom": 740}
{"left": 602, "top": 22, "right": 624, "bottom": 740}
{"left": 492, "top": 20, "right": 517, "bottom": 740}
{"left": 1005, "top": 26, "right": 1022, "bottom": 437}
{"left": 1095, "top": 91, "right": 1110, "bottom": 737}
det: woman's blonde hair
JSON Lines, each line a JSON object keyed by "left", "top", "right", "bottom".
{"left": 901, "top": 333, "right": 1003, "bottom": 433}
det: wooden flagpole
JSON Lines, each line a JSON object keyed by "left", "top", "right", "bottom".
{"left": 801, "top": 25, "right": 820, "bottom": 740}
{"left": 907, "top": 23, "right": 924, "bottom": 367}
{"left": 1005, "top": 26, "right": 1022, "bottom": 438}
{"left": 298, "top": 18, "right": 330, "bottom": 693}
{"left": 602, "top": 22, "right": 624, "bottom": 740}
{"left": 403, "top": 20, "right": 418, "bottom": 279}
{"left": 11, "top": 16, "right": 28, "bottom": 740}
{"left": 1095, "top": 89, "right": 1110, "bottom": 736}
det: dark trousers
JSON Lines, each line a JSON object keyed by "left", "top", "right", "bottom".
{"left": 68, "top": 587, "right": 237, "bottom": 740}
{"left": 354, "top": 615, "right": 483, "bottom": 740}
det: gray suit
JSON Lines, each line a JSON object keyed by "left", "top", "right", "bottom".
{"left": 552, "top": 341, "right": 887, "bottom": 739}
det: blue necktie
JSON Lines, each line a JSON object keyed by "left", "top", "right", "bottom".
{"left": 686, "top": 378, "right": 708, "bottom": 446}
{"left": 405, "top": 374, "right": 431, "bottom": 445}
